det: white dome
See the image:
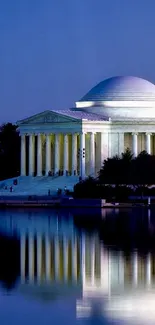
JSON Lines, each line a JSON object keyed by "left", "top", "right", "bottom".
{"left": 75, "top": 76, "right": 155, "bottom": 120}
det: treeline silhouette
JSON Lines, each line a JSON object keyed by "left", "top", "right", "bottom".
{"left": 74, "top": 149, "right": 155, "bottom": 199}
{"left": 0, "top": 123, "right": 20, "bottom": 180}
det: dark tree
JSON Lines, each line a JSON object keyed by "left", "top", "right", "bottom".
{"left": 131, "top": 151, "right": 155, "bottom": 188}
{"left": 98, "top": 148, "right": 133, "bottom": 185}
{"left": 74, "top": 149, "right": 155, "bottom": 199}
{"left": 74, "top": 176, "right": 99, "bottom": 198}
{"left": 0, "top": 123, "right": 20, "bottom": 180}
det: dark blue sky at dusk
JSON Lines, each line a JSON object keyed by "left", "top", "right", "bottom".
{"left": 1, "top": 0, "right": 155, "bottom": 123}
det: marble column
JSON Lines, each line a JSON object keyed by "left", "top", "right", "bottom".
{"left": 20, "top": 233, "right": 26, "bottom": 282}
{"left": 63, "top": 237, "right": 68, "bottom": 281}
{"left": 54, "top": 236, "right": 59, "bottom": 280}
{"left": 72, "top": 237, "right": 77, "bottom": 281}
{"left": 37, "top": 134, "right": 42, "bottom": 176}
{"left": 36, "top": 233, "right": 42, "bottom": 282}
{"left": 20, "top": 134, "right": 26, "bottom": 176}
{"left": 118, "top": 133, "right": 124, "bottom": 157}
{"left": 81, "top": 234, "right": 86, "bottom": 284}
{"left": 72, "top": 133, "right": 77, "bottom": 176}
{"left": 91, "top": 238, "right": 95, "bottom": 285}
{"left": 146, "top": 253, "right": 151, "bottom": 286}
{"left": 100, "top": 248, "right": 109, "bottom": 291}
{"left": 145, "top": 133, "right": 151, "bottom": 154}
{"left": 108, "top": 251, "right": 111, "bottom": 292}
{"left": 54, "top": 134, "right": 60, "bottom": 174}
{"left": 63, "top": 134, "right": 69, "bottom": 175}
{"left": 29, "top": 134, "right": 35, "bottom": 176}
{"left": 90, "top": 132, "right": 95, "bottom": 175}
{"left": 45, "top": 235, "right": 51, "bottom": 280}
{"left": 132, "top": 251, "right": 138, "bottom": 286}
{"left": 80, "top": 132, "right": 86, "bottom": 179}
{"left": 100, "top": 133, "right": 109, "bottom": 166}
{"left": 28, "top": 232, "right": 34, "bottom": 281}
{"left": 119, "top": 251, "right": 124, "bottom": 284}
{"left": 45, "top": 134, "right": 51, "bottom": 176}
{"left": 132, "top": 133, "right": 138, "bottom": 157}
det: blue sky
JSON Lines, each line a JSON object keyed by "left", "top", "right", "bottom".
{"left": 1, "top": 0, "right": 155, "bottom": 122}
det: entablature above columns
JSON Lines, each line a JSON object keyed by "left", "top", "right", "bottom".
{"left": 81, "top": 119, "right": 155, "bottom": 133}
{"left": 17, "top": 119, "right": 155, "bottom": 136}
{"left": 110, "top": 123, "right": 155, "bottom": 133}
{"left": 18, "top": 124, "right": 82, "bottom": 136}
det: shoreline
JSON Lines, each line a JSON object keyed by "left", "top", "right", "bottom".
{"left": 0, "top": 197, "right": 153, "bottom": 208}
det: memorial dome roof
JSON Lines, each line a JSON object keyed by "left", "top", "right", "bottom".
{"left": 75, "top": 76, "right": 155, "bottom": 119}
{"left": 78, "top": 76, "right": 155, "bottom": 102}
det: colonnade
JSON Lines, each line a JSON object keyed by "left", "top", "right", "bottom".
{"left": 20, "top": 132, "right": 95, "bottom": 178}
{"left": 20, "top": 233, "right": 80, "bottom": 282}
{"left": 20, "top": 233, "right": 106, "bottom": 284}
{"left": 20, "top": 132, "right": 153, "bottom": 178}
{"left": 82, "top": 239, "right": 153, "bottom": 291}
{"left": 20, "top": 232, "right": 153, "bottom": 287}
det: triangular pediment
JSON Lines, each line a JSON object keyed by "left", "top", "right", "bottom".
{"left": 17, "top": 110, "right": 79, "bottom": 125}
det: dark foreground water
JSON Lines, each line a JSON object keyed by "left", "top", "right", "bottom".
{"left": 0, "top": 207, "right": 155, "bottom": 325}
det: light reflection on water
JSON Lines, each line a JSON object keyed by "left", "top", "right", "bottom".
{"left": 0, "top": 209, "right": 154, "bottom": 324}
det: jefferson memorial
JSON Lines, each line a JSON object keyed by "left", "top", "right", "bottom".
{"left": 17, "top": 76, "right": 155, "bottom": 179}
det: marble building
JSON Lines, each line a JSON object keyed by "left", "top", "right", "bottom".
{"left": 17, "top": 76, "right": 155, "bottom": 178}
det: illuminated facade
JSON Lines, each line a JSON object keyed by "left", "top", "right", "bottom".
{"left": 17, "top": 76, "right": 155, "bottom": 179}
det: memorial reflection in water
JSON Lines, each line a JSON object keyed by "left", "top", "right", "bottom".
{"left": 0, "top": 211, "right": 155, "bottom": 324}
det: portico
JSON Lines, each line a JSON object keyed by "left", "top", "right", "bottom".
{"left": 19, "top": 128, "right": 101, "bottom": 178}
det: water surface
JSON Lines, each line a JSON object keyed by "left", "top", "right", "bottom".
{"left": 0, "top": 208, "right": 154, "bottom": 325}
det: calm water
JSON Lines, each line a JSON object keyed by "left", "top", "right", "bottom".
{"left": 0, "top": 208, "right": 155, "bottom": 325}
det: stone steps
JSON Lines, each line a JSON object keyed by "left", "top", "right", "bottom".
{"left": 0, "top": 176, "right": 79, "bottom": 196}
